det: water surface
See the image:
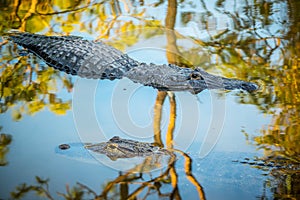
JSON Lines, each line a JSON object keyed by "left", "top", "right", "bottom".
{"left": 0, "top": 0, "right": 299, "bottom": 199}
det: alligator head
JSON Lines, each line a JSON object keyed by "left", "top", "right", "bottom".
{"left": 125, "top": 63, "right": 258, "bottom": 94}
{"left": 85, "top": 136, "right": 168, "bottom": 161}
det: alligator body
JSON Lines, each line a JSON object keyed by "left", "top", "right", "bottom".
{"left": 85, "top": 136, "right": 170, "bottom": 160}
{"left": 59, "top": 136, "right": 170, "bottom": 161}
{"left": 8, "top": 32, "right": 258, "bottom": 93}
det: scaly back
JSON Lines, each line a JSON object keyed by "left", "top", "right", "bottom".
{"left": 9, "top": 32, "right": 138, "bottom": 79}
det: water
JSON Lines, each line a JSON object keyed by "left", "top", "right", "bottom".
{"left": 0, "top": 0, "right": 299, "bottom": 199}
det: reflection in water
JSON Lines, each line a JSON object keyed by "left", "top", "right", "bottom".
{"left": 0, "top": 44, "right": 73, "bottom": 120}
{"left": 53, "top": 85, "right": 205, "bottom": 198}
{"left": 13, "top": 148, "right": 204, "bottom": 199}
{"left": 239, "top": 154, "right": 300, "bottom": 199}
{"left": 153, "top": 91, "right": 167, "bottom": 147}
{"left": 11, "top": 176, "right": 54, "bottom": 200}
{"left": 227, "top": 2, "right": 300, "bottom": 198}
{"left": 0, "top": 127, "right": 12, "bottom": 166}
{"left": 152, "top": 91, "right": 205, "bottom": 199}
{"left": 269, "top": 170, "right": 300, "bottom": 199}
{"left": 252, "top": 63, "right": 300, "bottom": 163}
{"left": 249, "top": 58, "right": 300, "bottom": 198}
{"left": 1, "top": 0, "right": 300, "bottom": 199}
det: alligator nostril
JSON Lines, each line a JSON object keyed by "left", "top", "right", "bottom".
{"left": 59, "top": 144, "right": 70, "bottom": 150}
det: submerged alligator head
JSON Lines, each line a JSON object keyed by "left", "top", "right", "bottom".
{"left": 84, "top": 136, "right": 169, "bottom": 161}
{"left": 8, "top": 32, "right": 258, "bottom": 93}
{"left": 57, "top": 136, "right": 173, "bottom": 172}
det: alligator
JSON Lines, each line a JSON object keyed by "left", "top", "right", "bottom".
{"left": 8, "top": 32, "right": 258, "bottom": 94}
{"left": 59, "top": 136, "right": 172, "bottom": 161}
{"left": 84, "top": 136, "right": 171, "bottom": 160}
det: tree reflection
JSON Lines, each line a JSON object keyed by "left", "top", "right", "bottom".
{"left": 269, "top": 170, "right": 300, "bottom": 199}
{"left": 226, "top": 0, "right": 300, "bottom": 171}
{"left": 197, "top": 1, "right": 300, "bottom": 199}
{"left": 1, "top": 0, "right": 300, "bottom": 199}
{"left": 11, "top": 176, "right": 54, "bottom": 200}
{"left": 163, "top": 1, "right": 300, "bottom": 199}
{"left": 0, "top": 50, "right": 73, "bottom": 120}
{"left": 12, "top": 149, "right": 204, "bottom": 199}
{"left": 0, "top": 127, "right": 12, "bottom": 166}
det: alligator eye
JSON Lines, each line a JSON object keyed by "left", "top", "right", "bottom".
{"left": 190, "top": 72, "right": 204, "bottom": 80}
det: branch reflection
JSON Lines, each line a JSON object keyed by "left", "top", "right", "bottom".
{"left": 0, "top": 126, "right": 12, "bottom": 166}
